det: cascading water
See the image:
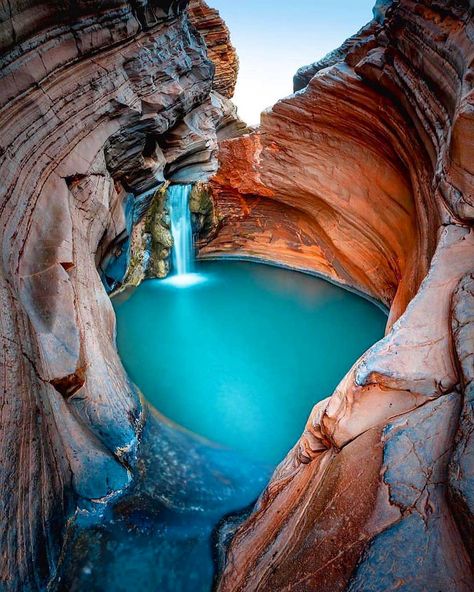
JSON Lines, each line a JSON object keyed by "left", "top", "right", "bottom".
{"left": 168, "top": 184, "right": 193, "bottom": 275}
{"left": 166, "top": 184, "right": 204, "bottom": 287}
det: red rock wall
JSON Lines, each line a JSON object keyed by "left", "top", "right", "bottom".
{"left": 208, "top": 2, "right": 474, "bottom": 590}
{"left": 0, "top": 1, "right": 473, "bottom": 591}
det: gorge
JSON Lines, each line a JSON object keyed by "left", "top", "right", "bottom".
{"left": 0, "top": 1, "right": 473, "bottom": 591}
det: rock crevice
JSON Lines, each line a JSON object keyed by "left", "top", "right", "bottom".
{"left": 0, "top": 1, "right": 473, "bottom": 591}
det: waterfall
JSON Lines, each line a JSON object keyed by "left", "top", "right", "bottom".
{"left": 168, "top": 184, "right": 194, "bottom": 276}
{"left": 166, "top": 184, "right": 203, "bottom": 287}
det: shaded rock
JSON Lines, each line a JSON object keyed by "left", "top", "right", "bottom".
{"left": 373, "top": 0, "right": 394, "bottom": 24}
{"left": 0, "top": 1, "right": 227, "bottom": 589}
{"left": 347, "top": 394, "right": 471, "bottom": 592}
{"left": 448, "top": 273, "right": 474, "bottom": 558}
{"left": 293, "top": 21, "right": 379, "bottom": 92}
{"left": 162, "top": 91, "right": 248, "bottom": 183}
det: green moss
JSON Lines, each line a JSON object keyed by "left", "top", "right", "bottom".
{"left": 142, "top": 183, "right": 173, "bottom": 279}
{"left": 116, "top": 181, "right": 219, "bottom": 290}
{"left": 113, "top": 184, "right": 171, "bottom": 293}
{"left": 190, "top": 183, "right": 213, "bottom": 215}
{"left": 190, "top": 182, "right": 217, "bottom": 238}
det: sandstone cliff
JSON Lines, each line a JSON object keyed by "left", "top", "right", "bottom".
{"left": 201, "top": 2, "right": 474, "bottom": 590}
{"left": 188, "top": 0, "right": 238, "bottom": 99}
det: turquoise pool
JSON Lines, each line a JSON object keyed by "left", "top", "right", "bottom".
{"left": 61, "top": 260, "right": 387, "bottom": 592}
{"left": 113, "top": 260, "right": 387, "bottom": 465}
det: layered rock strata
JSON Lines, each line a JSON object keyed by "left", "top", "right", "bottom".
{"left": 202, "top": 2, "right": 474, "bottom": 590}
{"left": 0, "top": 0, "right": 238, "bottom": 590}
{"left": 1, "top": 0, "right": 473, "bottom": 591}
{"left": 188, "top": 0, "right": 238, "bottom": 98}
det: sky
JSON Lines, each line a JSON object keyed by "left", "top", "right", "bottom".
{"left": 209, "top": 0, "right": 376, "bottom": 124}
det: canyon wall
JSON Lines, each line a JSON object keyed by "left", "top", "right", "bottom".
{"left": 188, "top": 0, "right": 238, "bottom": 99}
{"left": 205, "top": 1, "right": 474, "bottom": 590}
{"left": 0, "top": 1, "right": 236, "bottom": 590}
{"left": 1, "top": 0, "right": 473, "bottom": 591}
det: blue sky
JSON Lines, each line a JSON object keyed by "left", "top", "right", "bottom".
{"left": 209, "top": 0, "right": 376, "bottom": 123}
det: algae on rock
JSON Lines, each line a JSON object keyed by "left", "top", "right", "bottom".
{"left": 190, "top": 182, "right": 217, "bottom": 240}
{"left": 147, "top": 185, "right": 173, "bottom": 278}
{"left": 112, "top": 185, "right": 172, "bottom": 295}
{"left": 111, "top": 182, "right": 218, "bottom": 296}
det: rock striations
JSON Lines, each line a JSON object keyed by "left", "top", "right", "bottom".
{"left": 201, "top": 2, "right": 474, "bottom": 591}
{"left": 0, "top": 0, "right": 473, "bottom": 591}
{"left": 188, "top": 0, "right": 238, "bottom": 99}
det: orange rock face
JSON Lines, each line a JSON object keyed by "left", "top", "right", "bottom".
{"left": 203, "top": 2, "right": 474, "bottom": 590}
{"left": 0, "top": 0, "right": 473, "bottom": 591}
{"left": 204, "top": 66, "right": 434, "bottom": 327}
{"left": 188, "top": 0, "right": 239, "bottom": 98}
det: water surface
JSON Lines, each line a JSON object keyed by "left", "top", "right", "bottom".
{"left": 114, "top": 261, "right": 386, "bottom": 464}
{"left": 62, "top": 261, "right": 388, "bottom": 592}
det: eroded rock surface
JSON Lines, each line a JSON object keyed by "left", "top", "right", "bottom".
{"left": 0, "top": 0, "right": 473, "bottom": 591}
{"left": 188, "top": 0, "right": 238, "bottom": 98}
{"left": 203, "top": 1, "right": 474, "bottom": 590}
{"left": 0, "top": 0, "right": 238, "bottom": 589}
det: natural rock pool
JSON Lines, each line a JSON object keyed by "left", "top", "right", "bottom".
{"left": 113, "top": 260, "right": 387, "bottom": 464}
{"left": 61, "top": 260, "right": 387, "bottom": 591}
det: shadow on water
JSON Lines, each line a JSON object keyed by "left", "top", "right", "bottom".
{"left": 58, "top": 407, "right": 273, "bottom": 592}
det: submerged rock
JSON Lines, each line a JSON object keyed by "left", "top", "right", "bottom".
{"left": 0, "top": 0, "right": 240, "bottom": 589}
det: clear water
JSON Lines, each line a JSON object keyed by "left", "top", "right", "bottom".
{"left": 60, "top": 412, "right": 272, "bottom": 592}
{"left": 113, "top": 260, "right": 387, "bottom": 465}
{"left": 64, "top": 261, "right": 387, "bottom": 592}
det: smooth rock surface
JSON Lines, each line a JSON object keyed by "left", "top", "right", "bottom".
{"left": 0, "top": 0, "right": 473, "bottom": 591}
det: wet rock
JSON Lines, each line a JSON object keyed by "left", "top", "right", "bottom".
{"left": 0, "top": 1, "right": 230, "bottom": 589}
{"left": 190, "top": 181, "right": 217, "bottom": 238}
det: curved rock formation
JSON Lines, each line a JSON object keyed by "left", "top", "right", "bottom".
{"left": 1, "top": 0, "right": 473, "bottom": 591}
{"left": 202, "top": 2, "right": 474, "bottom": 590}
{"left": 0, "top": 1, "right": 238, "bottom": 590}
